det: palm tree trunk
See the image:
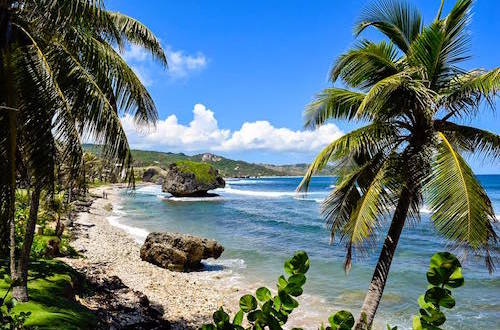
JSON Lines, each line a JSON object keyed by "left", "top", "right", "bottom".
{"left": 8, "top": 110, "right": 16, "bottom": 275}
{"left": 12, "top": 185, "right": 41, "bottom": 302}
{"left": 354, "top": 187, "right": 412, "bottom": 329}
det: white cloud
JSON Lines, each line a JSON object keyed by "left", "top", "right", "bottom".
{"left": 121, "top": 44, "right": 207, "bottom": 81}
{"left": 166, "top": 46, "right": 207, "bottom": 78}
{"left": 122, "top": 104, "right": 343, "bottom": 155}
{"left": 122, "top": 44, "right": 148, "bottom": 62}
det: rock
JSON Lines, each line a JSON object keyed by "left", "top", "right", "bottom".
{"left": 140, "top": 232, "right": 224, "bottom": 272}
{"left": 161, "top": 161, "right": 225, "bottom": 197}
{"left": 142, "top": 167, "right": 168, "bottom": 185}
{"left": 142, "top": 167, "right": 159, "bottom": 182}
{"left": 74, "top": 266, "right": 169, "bottom": 329}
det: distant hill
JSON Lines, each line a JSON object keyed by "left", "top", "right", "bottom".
{"left": 83, "top": 144, "right": 335, "bottom": 177}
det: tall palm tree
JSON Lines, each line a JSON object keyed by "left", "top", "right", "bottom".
{"left": 0, "top": 0, "right": 167, "bottom": 301}
{"left": 298, "top": 0, "right": 499, "bottom": 328}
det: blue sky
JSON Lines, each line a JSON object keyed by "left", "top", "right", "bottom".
{"left": 107, "top": 0, "right": 499, "bottom": 173}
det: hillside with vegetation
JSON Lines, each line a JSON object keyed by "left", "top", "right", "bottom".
{"left": 83, "top": 144, "right": 335, "bottom": 177}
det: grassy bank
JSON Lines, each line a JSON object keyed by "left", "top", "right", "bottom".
{"left": 0, "top": 260, "right": 97, "bottom": 329}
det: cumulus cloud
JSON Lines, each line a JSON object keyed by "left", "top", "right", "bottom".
{"left": 121, "top": 44, "right": 207, "bottom": 82}
{"left": 166, "top": 46, "right": 207, "bottom": 78}
{"left": 122, "top": 104, "right": 343, "bottom": 155}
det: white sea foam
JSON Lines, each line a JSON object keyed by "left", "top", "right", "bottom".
{"left": 217, "top": 187, "right": 298, "bottom": 198}
{"left": 294, "top": 196, "right": 324, "bottom": 203}
{"left": 205, "top": 258, "right": 247, "bottom": 269}
{"left": 162, "top": 196, "right": 224, "bottom": 202}
{"left": 107, "top": 215, "right": 149, "bottom": 243}
{"left": 225, "top": 179, "right": 271, "bottom": 185}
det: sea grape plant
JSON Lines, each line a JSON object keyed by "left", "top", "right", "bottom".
{"left": 412, "top": 252, "right": 464, "bottom": 330}
{"left": 202, "top": 250, "right": 310, "bottom": 329}
{"left": 203, "top": 251, "right": 464, "bottom": 330}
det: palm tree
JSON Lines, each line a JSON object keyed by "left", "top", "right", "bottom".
{"left": 298, "top": 0, "right": 499, "bottom": 328}
{"left": 0, "top": 0, "right": 166, "bottom": 301}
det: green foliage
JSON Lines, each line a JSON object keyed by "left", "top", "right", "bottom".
{"left": 31, "top": 235, "right": 77, "bottom": 259}
{"left": 84, "top": 144, "right": 337, "bottom": 178}
{"left": 202, "top": 251, "right": 310, "bottom": 330}
{"left": 328, "top": 310, "right": 355, "bottom": 330}
{"left": 412, "top": 252, "right": 464, "bottom": 330}
{"left": 0, "top": 306, "right": 32, "bottom": 330}
{"left": 0, "top": 260, "right": 96, "bottom": 329}
{"left": 205, "top": 251, "right": 465, "bottom": 330}
{"left": 175, "top": 161, "right": 220, "bottom": 184}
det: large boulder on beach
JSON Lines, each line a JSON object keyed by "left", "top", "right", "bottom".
{"left": 161, "top": 161, "right": 225, "bottom": 197}
{"left": 140, "top": 232, "right": 224, "bottom": 272}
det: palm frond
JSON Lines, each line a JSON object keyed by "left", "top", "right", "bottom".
{"left": 304, "top": 88, "right": 366, "bottom": 128}
{"left": 110, "top": 12, "right": 168, "bottom": 67}
{"left": 14, "top": 47, "right": 59, "bottom": 189}
{"left": 343, "top": 157, "right": 391, "bottom": 246}
{"left": 24, "top": 0, "right": 120, "bottom": 42}
{"left": 297, "top": 123, "right": 399, "bottom": 192}
{"left": 330, "top": 39, "right": 400, "bottom": 89}
{"left": 48, "top": 40, "right": 134, "bottom": 180}
{"left": 13, "top": 22, "right": 83, "bottom": 172}
{"left": 439, "top": 68, "right": 500, "bottom": 118}
{"left": 426, "top": 132, "right": 498, "bottom": 253}
{"left": 408, "top": 1, "right": 472, "bottom": 88}
{"left": 72, "top": 31, "right": 158, "bottom": 125}
{"left": 355, "top": 0, "right": 422, "bottom": 53}
{"left": 355, "top": 69, "right": 433, "bottom": 119}
{"left": 435, "top": 121, "right": 500, "bottom": 160}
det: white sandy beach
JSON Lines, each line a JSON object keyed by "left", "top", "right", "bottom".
{"left": 62, "top": 185, "right": 242, "bottom": 329}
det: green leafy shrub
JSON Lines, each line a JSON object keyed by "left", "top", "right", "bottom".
{"left": 412, "top": 252, "right": 464, "bottom": 330}
{"left": 202, "top": 251, "right": 310, "bottom": 329}
{"left": 203, "top": 251, "right": 464, "bottom": 330}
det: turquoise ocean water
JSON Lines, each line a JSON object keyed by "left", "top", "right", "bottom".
{"left": 113, "top": 175, "right": 500, "bottom": 329}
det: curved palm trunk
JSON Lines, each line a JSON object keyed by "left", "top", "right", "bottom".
{"left": 12, "top": 185, "right": 41, "bottom": 302}
{"left": 355, "top": 187, "right": 412, "bottom": 329}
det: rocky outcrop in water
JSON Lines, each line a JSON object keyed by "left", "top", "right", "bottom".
{"left": 140, "top": 232, "right": 224, "bottom": 272}
{"left": 161, "top": 162, "right": 225, "bottom": 197}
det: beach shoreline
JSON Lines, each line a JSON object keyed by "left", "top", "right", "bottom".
{"left": 61, "top": 184, "right": 243, "bottom": 329}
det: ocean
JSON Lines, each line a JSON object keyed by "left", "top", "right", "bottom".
{"left": 111, "top": 175, "right": 500, "bottom": 329}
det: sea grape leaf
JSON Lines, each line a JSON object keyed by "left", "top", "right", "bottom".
{"left": 288, "top": 274, "right": 306, "bottom": 286}
{"left": 256, "top": 287, "right": 272, "bottom": 302}
{"left": 277, "top": 275, "right": 288, "bottom": 290}
{"left": 233, "top": 309, "right": 244, "bottom": 325}
{"left": 278, "top": 290, "right": 298, "bottom": 311}
{"left": 424, "top": 287, "right": 455, "bottom": 309}
{"left": 213, "top": 307, "right": 230, "bottom": 325}
{"left": 240, "top": 294, "right": 257, "bottom": 313}
{"left": 426, "top": 252, "right": 462, "bottom": 287}
{"left": 329, "top": 310, "right": 355, "bottom": 330}
{"left": 284, "top": 251, "right": 310, "bottom": 275}
{"left": 284, "top": 282, "right": 303, "bottom": 297}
